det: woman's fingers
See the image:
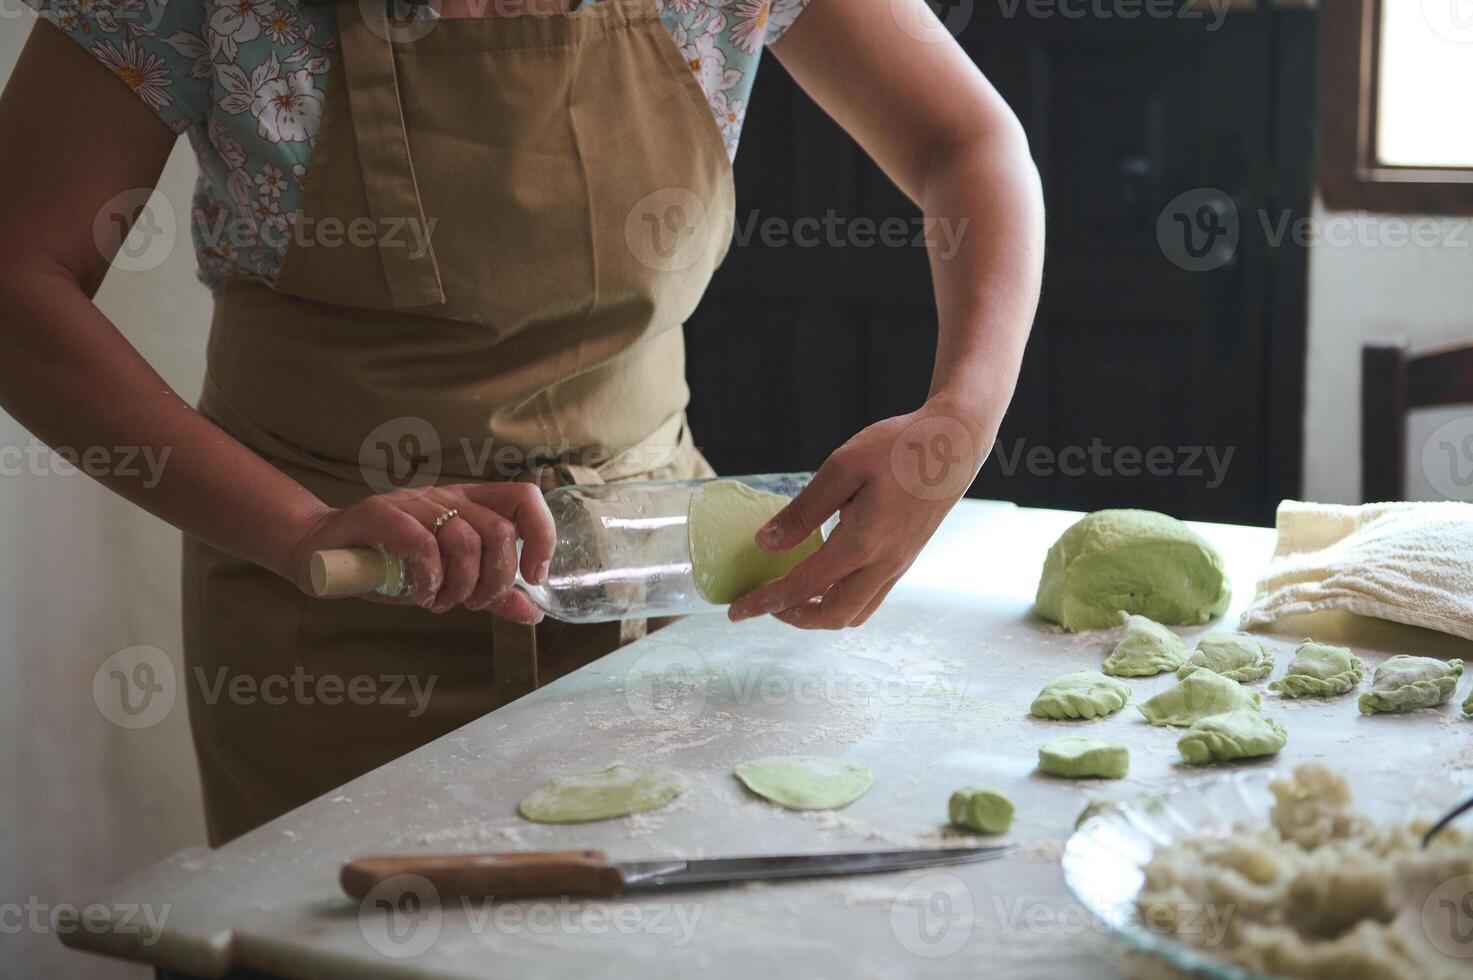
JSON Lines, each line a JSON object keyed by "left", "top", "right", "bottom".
{"left": 728, "top": 528, "right": 864, "bottom": 622}
{"left": 454, "top": 504, "right": 520, "bottom": 610}
{"left": 773, "top": 562, "right": 894, "bottom": 630}
{"left": 481, "top": 588, "right": 545, "bottom": 625}
{"left": 354, "top": 495, "right": 443, "bottom": 608}
{"left": 464, "top": 481, "right": 555, "bottom": 584}
{"left": 756, "top": 456, "right": 865, "bottom": 554}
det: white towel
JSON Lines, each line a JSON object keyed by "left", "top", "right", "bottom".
{"left": 1239, "top": 501, "right": 1473, "bottom": 642}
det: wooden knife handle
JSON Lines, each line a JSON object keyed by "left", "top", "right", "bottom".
{"left": 340, "top": 850, "right": 626, "bottom": 900}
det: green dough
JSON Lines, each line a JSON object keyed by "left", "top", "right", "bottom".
{"left": 734, "top": 755, "right": 873, "bottom": 810}
{"left": 688, "top": 480, "right": 823, "bottom": 604}
{"left": 948, "top": 786, "right": 1014, "bottom": 834}
{"left": 1102, "top": 613, "right": 1188, "bottom": 677}
{"left": 1357, "top": 656, "right": 1464, "bottom": 714}
{"left": 1269, "top": 639, "right": 1365, "bottom": 699}
{"left": 1464, "top": 686, "right": 1472, "bottom": 715}
{"left": 1029, "top": 669, "right": 1133, "bottom": 720}
{"left": 1034, "top": 509, "right": 1231, "bottom": 632}
{"left": 1177, "top": 632, "right": 1274, "bottom": 683}
{"left": 1037, "top": 737, "right": 1129, "bottom": 779}
{"left": 518, "top": 764, "right": 685, "bottom": 823}
{"left": 1074, "top": 797, "right": 1121, "bottom": 828}
{"left": 1137, "top": 669, "right": 1261, "bottom": 727}
{"left": 1177, "top": 708, "right": 1287, "bottom": 765}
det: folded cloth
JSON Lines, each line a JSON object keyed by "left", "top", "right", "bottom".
{"left": 1239, "top": 501, "right": 1473, "bottom": 642}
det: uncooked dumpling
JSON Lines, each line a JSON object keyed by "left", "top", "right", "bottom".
{"left": 1177, "top": 632, "right": 1274, "bottom": 683}
{"left": 734, "top": 755, "right": 873, "bottom": 810}
{"left": 1357, "top": 656, "right": 1464, "bottom": 714}
{"left": 688, "top": 480, "right": 823, "bottom": 604}
{"left": 1137, "top": 669, "right": 1261, "bottom": 727}
{"left": 1029, "top": 669, "right": 1132, "bottom": 720}
{"left": 1269, "top": 639, "right": 1365, "bottom": 699}
{"left": 949, "top": 786, "right": 1014, "bottom": 834}
{"left": 1037, "top": 737, "right": 1129, "bottom": 779}
{"left": 1102, "top": 613, "right": 1188, "bottom": 677}
{"left": 1034, "top": 509, "right": 1231, "bottom": 632}
{"left": 518, "top": 764, "right": 685, "bottom": 823}
{"left": 1177, "top": 708, "right": 1287, "bottom": 764}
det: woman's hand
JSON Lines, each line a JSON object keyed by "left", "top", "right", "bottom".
{"left": 728, "top": 399, "right": 993, "bottom": 629}
{"left": 286, "top": 483, "right": 556, "bottom": 623}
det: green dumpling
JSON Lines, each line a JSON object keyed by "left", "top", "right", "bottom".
{"left": 1137, "top": 669, "right": 1261, "bottom": 727}
{"left": 1358, "top": 656, "right": 1464, "bottom": 714}
{"left": 1177, "top": 708, "right": 1287, "bottom": 765}
{"left": 1177, "top": 632, "right": 1274, "bottom": 683}
{"left": 1269, "top": 639, "right": 1365, "bottom": 699}
{"left": 1035, "top": 510, "right": 1231, "bottom": 632}
{"left": 1030, "top": 670, "right": 1133, "bottom": 720}
{"left": 1037, "top": 737, "right": 1129, "bottom": 779}
{"left": 1102, "top": 613, "right": 1188, "bottom": 677}
{"left": 949, "top": 786, "right": 1014, "bottom": 834}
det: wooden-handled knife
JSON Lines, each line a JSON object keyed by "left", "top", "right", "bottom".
{"left": 341, "top": 844, "right": 1015, "bottom": 900}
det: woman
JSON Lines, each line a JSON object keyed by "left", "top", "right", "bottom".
{"left": 0, "top": 0, "right": 1042, "bottom": 844}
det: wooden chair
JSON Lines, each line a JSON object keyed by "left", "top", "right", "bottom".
{"left": 1362, "top": 338, "right": 1473, "bottom": 501}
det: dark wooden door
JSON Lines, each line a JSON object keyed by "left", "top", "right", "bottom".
{"left": 685, "top": 5, "right": 1316, "bottom": 525}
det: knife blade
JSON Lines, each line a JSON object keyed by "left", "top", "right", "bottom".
{"left": 340, "top": 843, "right": 1015, "bottom": 900}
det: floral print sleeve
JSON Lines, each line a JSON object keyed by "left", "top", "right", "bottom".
{"left": 20, "top": 0, "right": 810, "bottom": 288}
{"left": 22, "top": 0, "right": 215, "bottom": 133}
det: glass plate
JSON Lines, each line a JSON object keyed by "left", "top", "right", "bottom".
{"left": 1060, "top": 768, "right": 1472, "bottom": 979}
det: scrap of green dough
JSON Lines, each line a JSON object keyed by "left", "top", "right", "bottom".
{"left": 734, "top": 755, "right": 873, "bottom": 810}
{"left": 949, "top": 786, "right": 1014, "bottom": 834}
{"left": 1177, "top": 632, "right": 1274, "bottom": 683}
{"left": 1037, "top": 737, "right": 1129, "bottom": 779}
{"left": 518, "top": 764, "right": 685, "bottom": 823}
{"left": 1177, "top": 708, "right": 1287, "bottom": 765}
{"left": 1029, "top": 669, "right": 1133, "bottom": 720}
{"left": 1357, "top": 656, "right": 1464, "bottom": 714}
{"left": 688, "top": 480, "right": 823, "bottom": 604}
{"left": 1269, "top": 639, "right": 1365, "bottom": 698}
{"left": 1137, "top": 669, "right": 1261, "bottom": 727}
{"left": 1074, "top": 797, "right": 1121, "bottom": 829}
{"left": 1034, "top": 509, "right": 1232, "bottom": 632}
{"left": 1102, "top": 613, "right": 1188, "bottom": 677}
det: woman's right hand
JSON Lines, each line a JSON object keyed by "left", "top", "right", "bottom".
{"left": 286, "top": 483, "right": 557, "bottom": 623}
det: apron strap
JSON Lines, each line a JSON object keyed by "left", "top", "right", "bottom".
{"left": 336, "top": 2, "right": 447, "bottom": 308}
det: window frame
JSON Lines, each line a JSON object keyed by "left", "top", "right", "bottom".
{"left": 1320, "top": 0, "right": 1473, "bottom": 215}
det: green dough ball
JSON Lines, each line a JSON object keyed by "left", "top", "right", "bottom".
{"left": 1177, "top": 708, "right": 1287, "bottom": 765}
{"left": 948, "top": 786, "right": 1015, "bottom": 834}
{"left": 518, "top": 765, "right": 685, "bottom": 823}
{"left": 1137, "top": 669, "right": 1261, "bottom": 727}
{"left": 688, "top": 480, "right": 823, "bottom": 604}
{"left": 1029, "top": 669, "right": 1133, "bottom": 720}
{"left": 1034, "top": 510, "right": 1231, "bottom": 632}
{"left": 1464, "top": 686, "right": 1472, "bottom": 715}
{"left": 734, "top": 755, "right": 873, "bottom": 810}
{"left": 1037, "top": 737, "right": 1129, "bottom": 779}
{"left": 1102, "top": 613, "right": 1188, "bottom": 677}
{"left": 1269, "top": 639, "right": 1365, "bottom": 699}
{"left": 1358, "top": 656, "right": 1464, "bottom": 714}
{"left": 1177, "top": 632, "right": 1274, "bottom": 683}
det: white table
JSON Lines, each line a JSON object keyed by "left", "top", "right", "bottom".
{"left": 62, "top": 502, "right": 1473, "bottom": 978}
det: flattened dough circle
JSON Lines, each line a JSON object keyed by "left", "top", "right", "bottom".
{"left": 734, "top": 755, "right": 874, "bottom": 810}
{"left": 518, "top": 764, "right": 686, "bottom": 823}
{"left": 689, "top": 481, "right": 823, "bottom": 604}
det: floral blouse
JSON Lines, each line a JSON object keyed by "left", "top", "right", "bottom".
{"left": 22, "top": 0, "right": 809, "bottom": 287}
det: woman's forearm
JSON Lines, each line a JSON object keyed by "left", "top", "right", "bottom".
{"left": 0, "top": 267, "right": 331, "bottom": 578}
{"left": 920, "top": 127, "right": 1045, "bottom": 453}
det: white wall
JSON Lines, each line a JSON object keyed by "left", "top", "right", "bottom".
{"left": 1302, "top": 197, "right": 1473, "bottom": 504}
{"left": 0, "top": 18, "right": 210, "bottom": 978}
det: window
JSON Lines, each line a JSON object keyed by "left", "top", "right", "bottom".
{"left": 1321, "top": 0, "right": 1473, "bottom": 213}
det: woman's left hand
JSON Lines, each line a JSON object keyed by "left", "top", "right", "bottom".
{"left": 728, "top": 398, "right": 993, "bottom": 629}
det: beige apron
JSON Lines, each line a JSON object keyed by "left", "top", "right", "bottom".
{"left": 182, "top": 0, "right": 732, "bottom": 845}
